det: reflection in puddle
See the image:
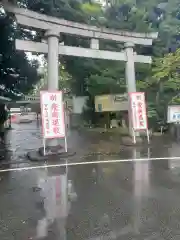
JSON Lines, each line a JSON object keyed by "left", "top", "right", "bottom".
{"left": 36, "top": 165, "right": 77, "bottom": 239}
{"left": 2, "top": 133, "right": 180, "bottom": 240}
{"left": 133, "top": 148, "right": 150, "bottom": 234}
{"left": 168, "top": 142, "right": 180, "bottom": 170}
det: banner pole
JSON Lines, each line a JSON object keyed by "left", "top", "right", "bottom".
{"left": 64, "top": 103, "right": 68, "bottom": 153}
{"left": 43, "top": 138, "right": 46, "bottom": 156}
{"left": 64, "top": 135, "right": 68, "bottom": 153}
{"left": 146, "top": 129, "right": 150, "bottom": 144}
{"left": 148, "top": 146, "right": 150, "bottom": 159}
{"left": 133, "top": 128, "right": 136, "bottom": 144}
{"left": 131, "top": 128, "right": 133, "bottom": 143}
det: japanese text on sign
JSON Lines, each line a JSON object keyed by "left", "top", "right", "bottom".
{"left": 40, "top": 91, "right": 65, "bottom": 139}
{"left": 129, "top": 92, "right": 148, "bottom": 130}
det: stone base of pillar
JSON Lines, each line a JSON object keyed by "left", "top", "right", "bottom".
{"left": 39, "top": 145, "right": 64, "bottom": 156}
{"left": 121, "top": 136, "right": 151, "bottom": 147}
{"left": 27, "top": 148, "right": 76, "bottom": 162}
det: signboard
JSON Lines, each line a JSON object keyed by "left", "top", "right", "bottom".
{"left": 167, "top": 105, "right": 180, "bottom": 123}
{"left": 95, "top": 94, "right": 128, "bottom": 112}
{"left": 40, "top": 91, "right": 65, "bottom": 139}
{"left": 129, "top": 92, "right": 148, "bottom": 130}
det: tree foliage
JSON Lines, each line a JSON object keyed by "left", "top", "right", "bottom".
{"left": 0, "top": 4, "right": 40, "bottom": 98}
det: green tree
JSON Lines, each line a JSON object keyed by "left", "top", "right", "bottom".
{"left": 152, "top": 49, "right": 180, "bottom": 114}
{"left": 0, "top": 4, "right": 40, "bottom": 98}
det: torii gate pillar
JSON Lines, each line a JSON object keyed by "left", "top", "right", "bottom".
{"left": 125, "top": 42, "right": 136, "bottom": 93}
{"left": 45, "top": 29, "right": 60, "bottom": 147}
{"left": 45, "top": 29, "right": 60, "bottom": 90}
{"left": 125, "top": 42, "right": 137, "bottom": 135}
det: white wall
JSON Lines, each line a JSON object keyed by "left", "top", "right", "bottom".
{"left": 72, "top": 96, "right": 88, "bottom": 114}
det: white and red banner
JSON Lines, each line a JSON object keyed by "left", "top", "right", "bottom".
{"left": 40, "top": 91, "right": 65, "bottom": 139}
{"left": 129, "top": 92, "right": 148, "bottom": 130}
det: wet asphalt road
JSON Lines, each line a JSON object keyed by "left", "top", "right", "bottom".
{"left": 1, "top": 123, "right": 180, "bottom": 239}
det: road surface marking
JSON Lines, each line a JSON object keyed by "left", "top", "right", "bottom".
{"left": 0, "top": 156, "right": 180, "bottom": 173}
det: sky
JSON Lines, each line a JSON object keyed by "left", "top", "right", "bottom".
{"left": 26, "top": 52, "right": 44, "bottom": 67}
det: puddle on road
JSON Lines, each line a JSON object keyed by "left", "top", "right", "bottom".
{"left": 1, "top": 160, "right": 180, "bottom": 240}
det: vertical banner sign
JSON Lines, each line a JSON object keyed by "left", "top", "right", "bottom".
{"left": 129, "top": 92, "right": 148, "bottom": 131}
{"left": 40, "top": 91, "right": 65, "bottom": 139}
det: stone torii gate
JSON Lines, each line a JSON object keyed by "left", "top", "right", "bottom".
{"left": 4, "top": 3, "right": 158, "bottom": 143}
